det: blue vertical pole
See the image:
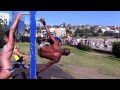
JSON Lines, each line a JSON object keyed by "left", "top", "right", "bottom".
{"left": 30, "top": 11, "right": 36, "bottom": 79}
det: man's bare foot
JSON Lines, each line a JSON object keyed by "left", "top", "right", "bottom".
{"left": 36, "top": 71, "right": 39, "bottom": 76}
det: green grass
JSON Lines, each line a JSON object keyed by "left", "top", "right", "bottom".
{"left": 15, "top": 43, "right": 120, "bottom": 78}
{"left": 61, "top": 46, "right": 120, "bottom": 78}
{"left": 17, "top": 42, "right": 30, "bottom": 53}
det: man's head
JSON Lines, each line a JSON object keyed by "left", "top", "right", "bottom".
{"left": 4, "top": 30, "right": 15, "bottom": 43}
{"left": 61, "top": 48, "right": 70, "bottom": 56}
{"left": 42, "top": 38, "right": 46, "bottom": 42}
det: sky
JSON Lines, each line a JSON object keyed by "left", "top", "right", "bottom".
{"left": 32, "top": 11, "right": 120, "bottom": 25}
{"left": 12, "top": 11, "right": 120, "bottom": 26}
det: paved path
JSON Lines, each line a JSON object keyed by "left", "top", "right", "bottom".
{"left": 11, "top": 63, "right": 74, "bottom": 79}
{"left": 91, "top": 46, "right": 112, "bottom": 52}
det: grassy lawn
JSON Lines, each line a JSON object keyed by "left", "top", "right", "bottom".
{"left": 60, "top": 45, "right": 120, "bottom": 78}
{"left": 15, "top": 43, "right": 120, "bottom": 78}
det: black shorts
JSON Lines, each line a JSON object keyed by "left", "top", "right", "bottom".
{"left": 17, "top": 57, "right": 23, "bottom": 62}
{"left": 104, "top": 45, "right": 107, "bottom": 48}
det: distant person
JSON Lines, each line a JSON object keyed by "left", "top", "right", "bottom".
{"left": 70, "top": 38, "right": 73, "bottom": 45}
{"left": 103, "top": 38, "right": 107, "bottom": 49}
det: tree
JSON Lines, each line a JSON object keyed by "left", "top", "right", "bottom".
{"left": 90, "top": 27, "right": 95, "bottom": 30}
{"left": 0, "top": 18, "right": 7, "bottom": 48}
{"left": 103, "top": 31, "right": 114, "bottom": 37}
{"left": 74, "top": 28, "right": 84, "bottom": 38}
{"left": 89, "top": 27, "right": 100, "bottom": 37}
{"left": 97, "top": 29, "right": 102, "bottom": 33}
{"left": 0, "top": 19, "right": 4, "bottom": 28}
{"left": 63, "top": 22, "right": 65, "bottom": 27}
{"left": 36, "top": 26, "right": 40, "bottom": 33}
{"left": 74, "top": 28, "right": 92, "bottom": 38}
{"left": 40, "top": 26, "right": 45, "bottom": 30}
{"left": 92, "top": 32, "right": 99, "bottom": 37}
{"left": 0, "top": 29, "right": 6, "bottom": 48}
{"left": 25, "top": 28, "right": 30, "bottom": 33}
{"left": 84, "top": 29, "right": 91, "bottom": 37}
{"left": 66, "top": 29, "right": 70, "bottom": 34}
{"left": 96, "top": 29, "right": 103, "bottom": 36}
{"left": 79, "top": 30, "right": 85, "bottom": 37}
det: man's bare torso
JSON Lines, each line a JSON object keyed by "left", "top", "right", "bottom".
{"left": 38, "top": 42, "right": 61, "bottom": 61}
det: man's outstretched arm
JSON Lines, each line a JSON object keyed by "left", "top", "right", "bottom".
{"left": 40, "top": 18, "right": 57, "bottom": 43}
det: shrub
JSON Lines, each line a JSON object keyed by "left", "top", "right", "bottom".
{"left": 77, "top": 43, "right": 92, "bottom": 51}
{"left": 112, "top": 41, "right": 120, "bottom": 58}
{"left": 0, "top": 29, "right": 6, "bottom": 48}
{"left": 20, "top": 36, "right": 30, "bottom": 43}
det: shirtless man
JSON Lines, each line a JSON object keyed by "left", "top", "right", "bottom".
{"left": 0, "top": 14, "right": 22, "bottom": 79}
{"left": 37, "top": 18, "right": 70, "bottom": 75}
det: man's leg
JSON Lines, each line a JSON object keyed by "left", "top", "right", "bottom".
{"left": 37, "top": 54, "right": 60, "bottom": 75}
{"left": 37, "top": 61, "right": 56, "bottom": 75}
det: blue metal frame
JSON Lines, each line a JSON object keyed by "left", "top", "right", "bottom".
{"left": 30, "top": 11, "right": 36, "bottom": 79}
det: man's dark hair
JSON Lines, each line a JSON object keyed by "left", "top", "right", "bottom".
{"left": 62, "top": 48, "right": 70, "bottom": 56}
{"left": 48, "top": 38, "right": 54, "bottom": 44}
{"left": 42, "top": 38, "right": 46, "bottom": 42}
